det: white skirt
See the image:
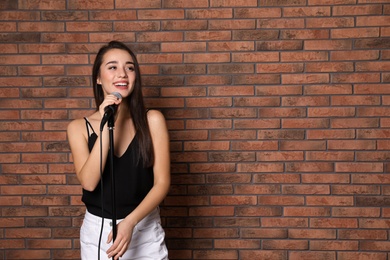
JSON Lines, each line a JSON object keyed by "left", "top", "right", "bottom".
{"left": 80, "top": 207, "right": 168, "bottom": 260}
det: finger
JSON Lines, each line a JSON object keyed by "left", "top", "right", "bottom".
{"left": 107, "top": 231, "right": 112, "bottom": 244}
{"left": 114, "top": 240, "right": 128, "bottom": 260}
{"left": 107, "top": 236, "right": 122, "bottom": 257}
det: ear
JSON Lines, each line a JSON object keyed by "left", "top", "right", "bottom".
{"left": 97, "top": 77, "right": 102, "bottom": 85}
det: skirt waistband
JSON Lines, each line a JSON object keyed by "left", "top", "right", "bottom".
{"left": 84, "top": 207, "right": 160, "bottom": 230}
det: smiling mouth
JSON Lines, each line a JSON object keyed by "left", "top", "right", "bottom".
{"left": 115, "top": 83, "right": 128, "bottom": 87}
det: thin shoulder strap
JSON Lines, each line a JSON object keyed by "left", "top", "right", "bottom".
{"left": 83, "top": 117, "right": 96, "bottom": 137}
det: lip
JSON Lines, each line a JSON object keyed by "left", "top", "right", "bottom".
{"left": 113, "top": 81, "right": 129, "bottom": 89}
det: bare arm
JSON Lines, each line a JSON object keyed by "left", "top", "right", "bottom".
{"left": 107, "top": 109, "right": 171, "bottom": 259}
{"left": 67, "top": 116, "right": 111, "bottom": 191}
{"left": 126, "top": 109, "right": 171, "bottom": 224}
{"left": 67, "top": 94, "right": 121, "bottom": 191}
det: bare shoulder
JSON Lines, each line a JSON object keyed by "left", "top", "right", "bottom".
{"left": 67, "top": 118, "right": 85, "bottom": 134}
{"left": 67, "top": 112, "right": 100, "bottom": 134}
{"left": 146, "top": 109, "right": 167, "bottom": 128}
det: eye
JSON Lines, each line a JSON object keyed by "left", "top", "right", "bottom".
{"left": 108, "top": 66, "right": 117, "bottom": 70}
{"left": 126, "top": 66, "right": 135, "bottom": 71}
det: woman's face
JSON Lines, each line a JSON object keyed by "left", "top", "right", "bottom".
{"left": 97, "top": 48, "right": 136, "bottom": 98}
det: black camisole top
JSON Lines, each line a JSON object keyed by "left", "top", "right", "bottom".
{"left": 82, "top": 118, "right": 154, "bottom": 219}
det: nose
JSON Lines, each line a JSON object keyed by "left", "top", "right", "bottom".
{"left": 118, "top": 67, "right": 127, "bottom": 78}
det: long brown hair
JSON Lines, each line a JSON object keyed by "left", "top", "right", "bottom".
{"left": 92, "top": 41, "right": 154, "bottom": 167}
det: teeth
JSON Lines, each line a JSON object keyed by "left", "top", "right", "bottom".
{"left": 115, "top": 83, "right": 127, "bottom": 86}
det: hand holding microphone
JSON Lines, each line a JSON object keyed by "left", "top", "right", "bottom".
{"left": 100, "top": 92, "right": 122, "bottom": 131}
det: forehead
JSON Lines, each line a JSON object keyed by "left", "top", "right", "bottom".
{"left": 102, "top": 48, "right": 134, "bottom": 63}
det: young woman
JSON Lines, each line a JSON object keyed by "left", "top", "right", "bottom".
{"left": 67, "top": 41, "right": 170, "bottom": 260}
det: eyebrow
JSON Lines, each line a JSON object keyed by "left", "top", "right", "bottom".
{"left": 105, "top": 61, "right": 135, "bottom": 66}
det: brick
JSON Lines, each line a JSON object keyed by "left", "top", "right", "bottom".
{"left": 357, "top": 16, "right": 390, "bottom": 27}
{"left": 361, "top": 241, "right": 390, "bottom": 252}
{"left": 302, "top": 173, "right": 350, "bottom": 183}
{"left": 237, "top": 163, "right": 284, "bottom": 173}
{"left": 254, "top": 173, "right": 300, "bottom": 183}
{"left": 331, "top": 118, "right": 379, "bottom": 128}
{"left": 331, "top": 28, "right": 380, "bottom": 38}
{"left": 233, "top": 30, "right": 279, "bottom": 40}
{"left": 193, "top": 250, "right": 238, "bottom": 259}
{"left": 328, "top": 140, "right": 376, "bottom": 150}
{"left": 241, "top": 250, "right": 287, "bottom": 260}
{"left": 211, "top": 195, "right": 257, "bottom": 205}
{"left": 162, "top": 42, "right": 206, "bottom": 53}
{"left": 257, "top": 40, "right": 303, "bottom": 51}
{"left": 310, "top": 218, "right": 358, "bottom": 228}
{"left": 305, "top": 40, "right": 352, "bottom": 50}
{"left": 208, "top": 63, "right": 254, "bottom": 74}
{"left": 333, "top": 73, "right": 380, "bottom": 83}
{"left": 331, "top": 50, "right": 379, "bottom": 61}
{"left": 186, "top": 8, "right": 233, "bottom": 19}
{"left": 209, "top": 152, "right": 255, "bottom": 162}
{"left": 116, "top": 22, "right": 158, "bottom": 33}
{"left": 332, "top": 207, "right": 380, "bottom": 217}
{"left": 184, "top": 53, "right": 230, "bottom": 63}
{"left": 283, "top": 73, "right": 330, "bottom": 84}
{"left": 307, "top": 17, "right": 354, "bottom": 28}
{"left": 306, "top": 196, "right": 354, "bottom": 206}
{"left": 257, "top": 151, "right": 304, "bottom": 161}
{"left": 359, "top": 219, "right": 390, "bottom": 229}
{"left": 235, "top": 185, "right": 280, "bottom": 195}
{"left": 355, "top": 39, "right": 390, "bottom": 49}
{"left": 5, "top": 250, "right": 51, "bottom": 259}
{"left": 311, "top": 240, "right": 358, "bottom": 251}
{"left": 163, "top": 20, "right": 208, "bottom": 30}
{"left": 284, "top": 207, "right": 330, "bottom": 217}
{"left": 210, "top": 0, "right": 257, "bottom": 7}
{"left": 338, "top": 230, "right": 388, "bottom": 240}
{"left": 209, "top": 19, "right": 256, "bottom": 29}
{"left": 280, "top": 140, "right": 326, "bottom": 150}
{"left": 281, "top": 29, "right": 329, "bottom": 40}
{"left": 283, "top": 96, "right": 329, "bottom": 106}
{"left": 257, "top": 63, "right": 303, "bottom": 73}
{"left": 283, "top": 6, "right": 331, "bottom": 17}
{"left": 306, "top": 152, "right": 354, "bottom": 162}
{"left": 309, "top": 107, "right": 355, "bottom": 117}
{"left": 233, "top": 74, "right": 280, "bottom": 84}
{"left": 259, "top": 195, "right": 304, "bottom": 206}
{"left": 189, "top": 206, "right": 234, "bottom": 216}
{"left": 19, "top": 21, "right": 65, "bottom": 32}
{"left": 19, "top": 0, "right": 66, "bottom": 10}
{"left": 259, "top": 108, "right": 306, "bottom": 118}
{"left": 234, "top": 119, "right": 280, "bottom": 129}
{"left": 185, "top": 31, "right": 231, "bottom": 41}
{"left": 282, "top": 118, "right": 329, "bottom": 128}
{"left": 288, "top": 229, "right": 336, "bottom": 239}
{"left": 307, "top": 129, "right": 355, "bottom": 139}
{"left": 116, "top": 0, "right": 160, "bottom": 8}
{"left": 212, "top": 41, "right": 258, "bottom": 52}
{"left": 214, "top": 238, "right": 260, "bottom": 248}
{"left": 258, "top": 18, "right": 304, "bottom": 28}
{"left": 210, "top": 129, "right": 256, "bottom": 140}
{"left": 286, "top": 162, "right": 334, "bottom": 172}
{"left": 262, "top": 217, "right": 308, "bottom": 228}
{"left": 336, "top": 163, "right": 383, "bottom": 173}
{"left": 263, "top": 239, "right": 308, "bottom": 250}
{"left": 338, "top": 252, "right": 387, "bottom": 260}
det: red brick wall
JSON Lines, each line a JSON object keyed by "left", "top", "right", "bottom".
{"left": 0, "top": 0, "right": 389, "bottom": 259}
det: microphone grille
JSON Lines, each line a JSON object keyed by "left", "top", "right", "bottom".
{"left": 112, "top": 92, "right": 122, "bottom": 100}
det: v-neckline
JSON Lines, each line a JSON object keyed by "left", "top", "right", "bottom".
{"left": 114, "top": 132, "right": 137, "bottom": 158}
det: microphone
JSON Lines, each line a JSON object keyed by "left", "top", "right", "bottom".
{"left": 100, "top": 92, "right": 122, "bottom": 131}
